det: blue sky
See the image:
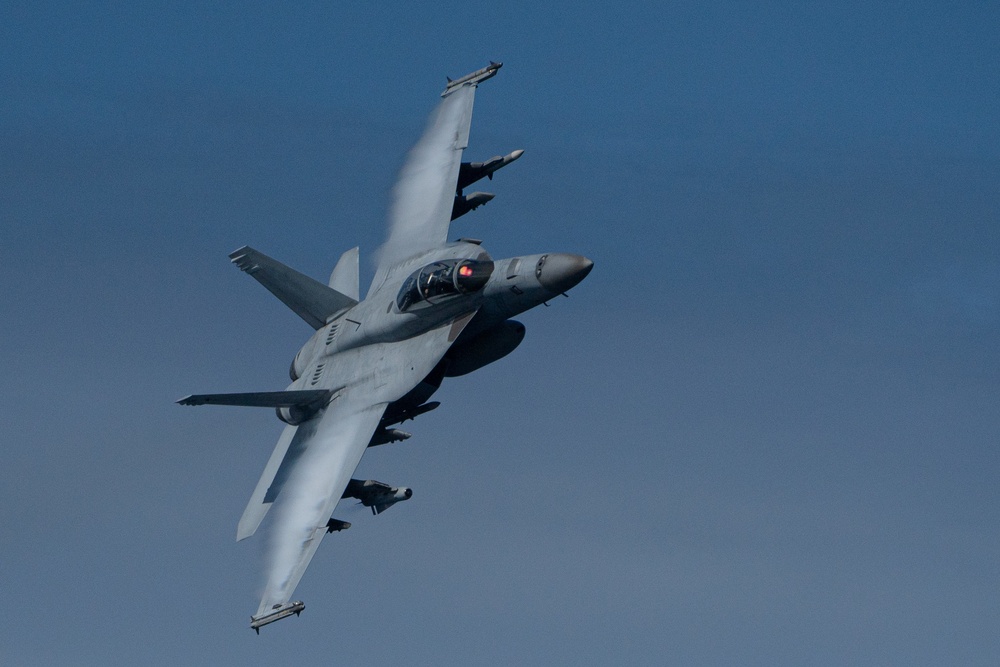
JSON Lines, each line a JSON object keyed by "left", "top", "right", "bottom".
{"left": 2, "top": 2, "right": 999, "bottom": 664}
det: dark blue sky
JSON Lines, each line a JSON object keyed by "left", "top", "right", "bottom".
{"left": 3, "top": 2, "right": 999, "bottom": 664}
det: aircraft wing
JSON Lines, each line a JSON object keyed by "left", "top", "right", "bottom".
{"left": 368, "top": 62, "right": 501, "bottom": 297}
{"left": 255, "top": 398, "right": 387, "bottom": 617}
{"left": 253, "top": 310, "right": 479, "bottom": 620}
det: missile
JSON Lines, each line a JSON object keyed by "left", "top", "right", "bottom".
{"left": 407, "top": 401, "right": 440, "bottom": 419}
{"left": 250, "top": 601, "right": 305, "bottom": 634}
{"left": 443, "top": 61, "right": 502, "bottom": 95}
{"left": 451, "top": 192, "right": 495, "bottom": 221}
{"left": 380, "top": 400, "right": 440, "bottom": 427}
{"left": 368, "top": 428, "right": 412, "bottom": 447}
{"left": 388, "top": 400, "right": 440, "bottom": 424}
{"left": 370, "top": 487, "right": 412, "bottom": 515}
{"left": 326, "top": 518, "right": 351, "bottom": 533}
{"left": 457, "top": 149, "right": 524, "bottom": 191}
{"left": 342, "top": 479, "right": 413, "bottom": 515}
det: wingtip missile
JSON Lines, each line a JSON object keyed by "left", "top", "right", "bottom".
{"left": 250, "top": 601, "right": 305, "bottom": 633}
{"left": 443, "top": 61, "right": 503, "bottom": 95}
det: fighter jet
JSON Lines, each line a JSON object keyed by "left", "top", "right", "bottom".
{"left": 177, "top": 62, "right": 593, "bottom": 632}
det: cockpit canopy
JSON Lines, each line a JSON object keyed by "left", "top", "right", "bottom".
{"left": 397, "top": 259, "right": 494, "bottom": 312}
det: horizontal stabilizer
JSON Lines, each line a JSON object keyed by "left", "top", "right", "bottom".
{"left": 177, "top": 390, "right": 332, "bottom": 408}
{"left": 230, "top": 246, "right": 357, "bottom": 329}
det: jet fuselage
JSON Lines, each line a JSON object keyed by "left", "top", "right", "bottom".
{"left": 289, "top": 242, "right": 592, "bottom": 391}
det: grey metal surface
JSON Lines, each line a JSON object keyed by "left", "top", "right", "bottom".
{"left": 178, "top": 63, "right": 593, "bottom": 630}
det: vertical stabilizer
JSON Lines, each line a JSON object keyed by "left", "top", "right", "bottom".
{"left": 329, "top": 247, "right": 360, "bottom": 301}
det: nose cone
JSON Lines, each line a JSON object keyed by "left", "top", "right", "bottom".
{"left": 536, "top": 254, "right": 594, "bottom": 294}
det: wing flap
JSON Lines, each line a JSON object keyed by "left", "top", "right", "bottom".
{"left": 238, "top": 423, "right": 298, "bottom": 540}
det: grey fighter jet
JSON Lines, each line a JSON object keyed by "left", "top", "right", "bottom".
{"left": 178, "top": 62, "right": 593, "bottom": 632}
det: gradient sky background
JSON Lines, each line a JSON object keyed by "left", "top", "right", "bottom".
{"left": 3, "top": 2, "right": 999, "bottom": 665}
